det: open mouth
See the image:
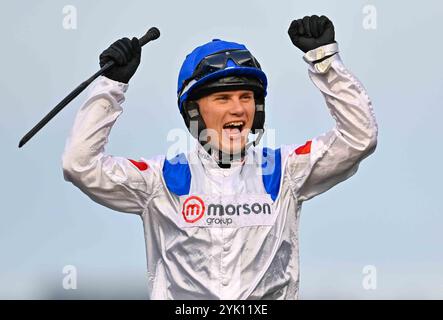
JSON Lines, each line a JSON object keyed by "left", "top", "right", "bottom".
{"left": 222, "top": 121, "right": 245, "bottom": 138}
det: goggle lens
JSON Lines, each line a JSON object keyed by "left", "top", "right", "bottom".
{"left": 193, "top": 50, "right": 260, "bottom": 81}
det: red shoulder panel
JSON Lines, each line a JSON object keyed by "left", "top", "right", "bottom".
{"left": 128, "top": 159, "right": 149, "bottom": 171}
{"left": 294, "top": 140, "right": 312, "bottom": 155}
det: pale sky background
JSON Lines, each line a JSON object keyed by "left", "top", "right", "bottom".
{"left": 1, "top": 0, "right": 442, "bottom": 299}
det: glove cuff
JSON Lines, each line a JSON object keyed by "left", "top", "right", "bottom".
{"left": 303, "top": 42, "right": 339, "bottom": 63}
{"left": 303, "top": 42, "right": 339, "bottom": 74}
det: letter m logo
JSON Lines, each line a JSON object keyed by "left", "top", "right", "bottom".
{"left": 181, "top": 196, "right": 205, "bottom": 223}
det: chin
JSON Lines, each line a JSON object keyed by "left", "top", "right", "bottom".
{"left": 220, "top": 140, "right": 246, "bottom": 155}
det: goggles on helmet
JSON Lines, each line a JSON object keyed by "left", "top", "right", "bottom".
{"left": 178, "top": 49, "right": 262, "bottom": 98}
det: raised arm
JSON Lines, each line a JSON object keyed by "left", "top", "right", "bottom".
{"left": 62, "top": 38, "right": 163, "bottom": 214}
{"left": 283, "top": 15, "right": 378, "bottom": 202}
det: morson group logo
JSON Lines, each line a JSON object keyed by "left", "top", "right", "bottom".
{"left": 182, "top": 196, "right": 205, "bottom": 223}
{"left": 181, "top": 195, "right": 273, "bottom": 226}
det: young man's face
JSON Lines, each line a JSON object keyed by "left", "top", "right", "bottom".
{"left": 197, "top": 90, "right": 255, "bottom": 155}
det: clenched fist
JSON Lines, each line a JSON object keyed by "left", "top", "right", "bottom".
{"left": 288, "top": 15, "right": 335, "bottom": 53}
{"left": 99, "top": 37, "right": 141, "bottom": 84}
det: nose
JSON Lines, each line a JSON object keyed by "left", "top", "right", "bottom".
{"left": 228, "top": 97, "right": 246, "bottom": 116}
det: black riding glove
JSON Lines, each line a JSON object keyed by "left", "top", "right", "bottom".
{"left": 288, "top": 15, "right": 335, "bottom": 53}
{"left": 99, "top": 37, "right": 141, "bottom": 84}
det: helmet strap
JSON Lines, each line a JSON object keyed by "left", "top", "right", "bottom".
{"left": 251, "top": 95, "right": 265, "bottom": 134}
{"left": 181, "top": 100, "right": 207, "bottom": 141}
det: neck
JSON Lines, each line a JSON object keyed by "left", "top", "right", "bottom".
{"left": 216, "top": 148, "right": 246, "bottom": 169}
{"left": 200, "top": 141, "right": 246, "bottom": 169}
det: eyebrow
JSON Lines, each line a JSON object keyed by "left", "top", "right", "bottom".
{"left": 212, "top": 92, "right": 253, "bottom": 98}
{"left": 212, "top": 93, "right": 230, "bottom": 98}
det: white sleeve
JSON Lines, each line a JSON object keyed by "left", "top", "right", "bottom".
{"left": 61, "top": 76, "right": 164, "bottom": 214}
{"left": 283, "top": 44, "right": 378, "bottom": 203}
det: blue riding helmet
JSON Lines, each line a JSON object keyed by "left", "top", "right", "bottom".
{"left": 177, "top": 39, "right": 268, "bottom": 112}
